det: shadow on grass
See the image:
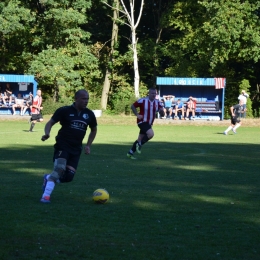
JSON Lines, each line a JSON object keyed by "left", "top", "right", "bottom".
{"left": 0, "top": 141, "right": 260, "bottom": 259}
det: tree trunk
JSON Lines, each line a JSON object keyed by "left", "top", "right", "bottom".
{"left": 132, "top": 31, "right": 140, "bottom": 97}
{"left": 119, "top": 0, "right": 144, "bottom": 98}
{"left": 101, "top": 0, "right": 119, "bottom": 110}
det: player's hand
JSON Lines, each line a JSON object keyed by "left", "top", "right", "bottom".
{"left": 137, "top": 114, "right": 143, "bottom": 120}
{"left": 85, "top": 145, "right": 90, "bottom": 155}
{"left": 41, "top": 134, "right": 50, "bottom": 141}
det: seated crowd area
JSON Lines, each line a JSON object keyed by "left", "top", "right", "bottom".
{"left": 0, "top": 83, "right": 33, "bottom": 116}
{"left": 158, "top": 95, "right": 220, "bottom": 120}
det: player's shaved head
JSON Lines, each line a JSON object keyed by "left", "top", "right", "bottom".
{"left": 74, "top": 89, "right": 89, "bottom": 111}
{"left": 75, "top": 89, "right": 88, "bottom": 99}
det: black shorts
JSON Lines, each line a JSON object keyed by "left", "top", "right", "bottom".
{"left": 138, "top": 122, "right": 152, "bottom": 135}
{"left": 31, "top": 114, "right": 43, "bottom": 121}
{"left": 231, "top": 116, "right": 240, "bottom": 125}
{"left": 53, "top": 148, "right": 81, "bottom": 170}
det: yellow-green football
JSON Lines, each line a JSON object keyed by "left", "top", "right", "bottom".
{"left": 93, "top": 188, "right": 109, "bottom": 204}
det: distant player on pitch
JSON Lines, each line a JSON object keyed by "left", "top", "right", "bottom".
{"left": 223, "top": 99, "right": 245, "bottom": 135}
{"left": 127, "top": 88, "right": 164, "bottom": 159}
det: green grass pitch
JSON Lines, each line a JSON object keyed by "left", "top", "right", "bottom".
{"left": 0, "top": 118, "right": 259, "bottom": 260}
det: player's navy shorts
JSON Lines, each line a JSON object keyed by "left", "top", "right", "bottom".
{"left": 31, "top": 114, "right": 43, "bottom": 121}
{"left": 231, "top": 116, "right": 240, "bottom": 125}
{"left": 53, "top": 148, "right": 81, "bottom": 170}
{"left": 138, "top": 122, "right": 152, "bottom": 135}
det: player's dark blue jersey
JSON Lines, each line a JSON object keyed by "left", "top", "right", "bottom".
{"left": 52, "top": 104, "right": 97, "bottom": 154}
{"left": 232, "top": 104, "right": 244, "bottom": 117}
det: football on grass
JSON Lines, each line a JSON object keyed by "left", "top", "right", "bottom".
{"left": 93, "top": 188, "right": 109, "bottom": 204}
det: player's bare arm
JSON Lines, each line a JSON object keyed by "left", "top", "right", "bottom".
{"left": 230, "top": 106, "right": 235, "bottom": 117}
{"left": 85, "top": 126, "right": 97, "bottom": 154}
{"left": 41, "top": 119, "right": 56, "bottom": 141}
{"left": 131, "top": 104, "right": 143, "bottom": 120}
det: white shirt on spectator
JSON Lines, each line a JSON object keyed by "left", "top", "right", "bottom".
{"left": 238, "top": 91, "right": 249, "bottom": 104}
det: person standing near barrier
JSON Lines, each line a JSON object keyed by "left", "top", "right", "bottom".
{"left": 126, "top": 88, "right": 164, "bottom": 159}
{"left": 223, "top": 100, "right": 245, "bottom": 135}
{"left": 29, "top": 90, "right": 43, "bottom": 132}
{"left": 238, "top": 90, "right": 249, "bottom": 117}
{"left": 40, "top": 89, "right": 97, "bottom": 203}
{"left": 23, "top": 92, "right": 33, "bottom": 115}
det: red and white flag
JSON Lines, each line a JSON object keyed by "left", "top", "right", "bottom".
{"left": 214, "top": 78, "right": 225, "bottom": 89}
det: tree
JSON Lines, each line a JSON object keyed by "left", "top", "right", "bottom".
{"left": 120, "top": 0, "right": 144, "bottom": 97}
{"left": 103, "top": 0, "right": 144, "bottom": 97}
{"left": 101, "top": 0, "right": 119, "bottom": 110}
{"left": 28, "top": 44, "right": 101, "bottom": 101}
{"left": 0, "top": 1, "right": 35, "bottom": 73}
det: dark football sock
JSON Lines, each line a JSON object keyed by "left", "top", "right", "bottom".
{"left": 141, "top": 135, "right": 149, "bottom": 145}
{"left": 29, "top": 122, "right": 35, "bottom": 131}
{"left": 131, "top": 140, "right": 138, "bottom": 153}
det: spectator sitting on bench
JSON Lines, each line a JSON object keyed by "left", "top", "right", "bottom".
{"left": 0, "top": 85, "right": 6, "bottom": 106}
{"left": 163, "top": 95, "right": 174, "bottom": 119}
{"left": 160, "top": 98, "right": 166, "bottom": 119}
{"left": 22, "top": 92, "right": 33, "bottom": 115}
{"left": 3, "top": 83, "right": 13, "bottom": 106}
{"left": 12, "top": 93, "right": 26, "bottom": 116}
{"left": 185, "top": 96, "right": 197, "bottom": 120}
{"left": 174, "top": 99, "right": 185, "bottom": 120}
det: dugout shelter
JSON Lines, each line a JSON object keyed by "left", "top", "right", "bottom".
{"left": 0, "top": 74, "right": 38, "bottom": 115}
{"left": 156, "top": 77, "right": 226, "bottom": 120}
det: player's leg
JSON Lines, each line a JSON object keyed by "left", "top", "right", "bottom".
{"left": 37, "top": 114, "right": 43, "bottom": 122}
{"left": 127, "top": 132, "right": 144, "bottom": 159}
{"left": 224, "top": 117, "right": 236, "bottom": 135}
{"left": 136, "top": 123, "right": 154, "bottom": 153}
{"left": 41, "top": 158, "right": 67, "bottom": 203}
{"left": 41, "top": 150, "right": 72, "bottom": 203}
{"left": 127, "top": 126, "right": 143, "bottom": 159}
{"left": 232, "top": 119, "right": 241, "bottom": 133}
{"left": 29, "top": 114, "right": 37, "bottom": 132}
{"left": 58, "top": 153, "right": 80, "bottom": 183}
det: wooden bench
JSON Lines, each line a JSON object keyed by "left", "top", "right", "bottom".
{"left": 194, "top": 101, "right": 221, "bottom": 114}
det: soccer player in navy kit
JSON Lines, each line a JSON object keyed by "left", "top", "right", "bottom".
{"left": 223, "top": 100, "right": 245, "bottom": 135}
{"left": 40, "top": 89, "right": 97, "bottom": 203}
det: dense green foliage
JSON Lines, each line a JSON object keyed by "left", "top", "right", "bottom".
{"left": 0, "top": 0, "right": 260, "bottom": 115}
